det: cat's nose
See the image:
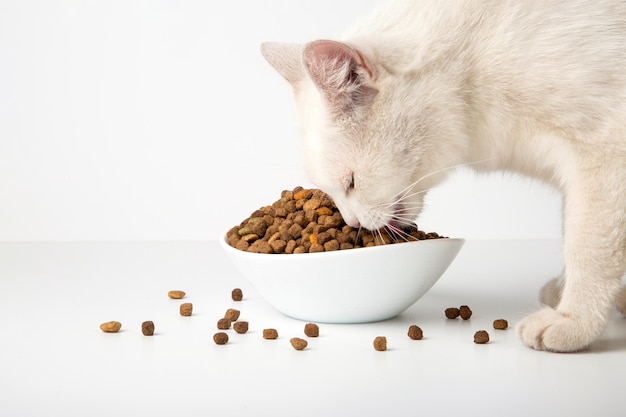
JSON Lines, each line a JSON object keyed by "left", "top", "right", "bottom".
{"left": 334, "top": 204, "right": 360, "bottom": 228}
{"left": 346, "top": 218, "right": 360, "bottom": 228}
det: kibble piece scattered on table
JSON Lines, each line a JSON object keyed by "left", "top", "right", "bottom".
{"left": 445, "top": 307, "right": 460, "bottom": 319}
{"left": 459, "top": 305, "right": 473, "bottom": 320}
{"left": 474, "top": 330, "right": 490, "bottom": 344}
{"left": 224, "top": 308, "right": 240, "bottom": 321}
{"left": 168, "top": 290, "right": 186, "bottom": 299}
{"left": 263, "top": 328, "right": 279, "bottom": 339}
{"left": 217, "top": 318, "right": 232, "bottom": 330}
{"left": 141, "top": 321, "right": 154, "bottom": 336}
{"left": 231, "top": 288, "right": 243, "bottom": 301}
{"left": 99, "top": 321, "right": 122, "bottom": 333}
{"left": 407, "top": 325, "right": 423, "bottom": 340}
{"left": 233, "top": 321, "right": 249, "bottom": 334}
{"left": 290, "top": 337, "right": 308, "bottom": 350}
{"left": 179, "top": 303, "right": 193, "bottom": 316}
{"left": 373, "top": 336, "right": 387, "bottom": 351}
{"left": 493, "top": 319, "right": 509, "bottom": 330}
{"left": 304, "top": 323, "right": 319, "bottom": 337}
{"left": 213, "top": 332, "right": 229, "bottom": 345}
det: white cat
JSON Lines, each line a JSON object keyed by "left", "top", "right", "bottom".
{"left": 261, "top": 0, "right": 626, "bottom": 352}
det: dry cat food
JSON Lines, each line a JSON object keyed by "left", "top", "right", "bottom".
{"left": 168, "top": 290, "right": 186, "bottom": 299}
{"left": 224, "top": 309, "right": 240, "bottom": 321}
{"left": 474, "top": 330, "right": 490, "bottom": 344}
{"left": 304, "top": 323, "right": 319, "bottom": 337}
{"left": 407, "top": 325, "right": 423, "bottom": 340}
{"left": 459, "top": 305, "right": 473, "bottom": 320}
{"left": 141, "top": 321, "right": 155, "bottom": 336}
{"left": 263, "top": 328, "right": 279, "bottom": 339}
{"left": 100, "top": 321, "right": 122, "bottom": 333}
{"left": 493, "top": 319, "right": 509, "bottom": 330}
{"left": 227, "top": 186, "right": 444, "bottom": 254}
{"left": 213, "top": 332, "right": 229, "bottom": 345}
{"left": 217, "top": 318, "right": 232, "bottom": 330}
{"left": 445, "top": 305, "right": 472, "bottom": 320}
{"left": 233, "top": 321, "right": 249, "bottom": 334}
{"left": 373, "top": 336, "right": 387, "bottom": 351}
{"left": 231, "top": 288, "right": 243, "bottom": 301}
{"left": 290, "top": 337, "right": 308, "bottom": 351}
{"left": 179, "top": 303, "right": 193, "bottom": 316}
{"left": 445, "top": 307, "right": 460, "bottom": 319}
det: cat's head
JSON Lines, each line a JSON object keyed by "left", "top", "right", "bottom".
{"left": 261, "top": 40, "right": 459, "bottom": 231}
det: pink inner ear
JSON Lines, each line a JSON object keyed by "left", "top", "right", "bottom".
{"left": 302, "top": 40, "right": 375, "bottom": 96}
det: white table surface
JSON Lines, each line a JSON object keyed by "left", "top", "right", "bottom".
{"left": 1, "top": 239, "right": 624, "bottom": 417}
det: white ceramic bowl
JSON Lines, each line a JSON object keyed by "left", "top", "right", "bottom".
{"left": 220, "top": 232, "right": 464, "bottom": 323}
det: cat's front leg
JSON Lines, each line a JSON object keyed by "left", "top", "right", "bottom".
{"left": 540, "top": 274, "right": 626, "bottom": 314}
{"left": 518, "top": 159, "right": 626, "bottom": 352}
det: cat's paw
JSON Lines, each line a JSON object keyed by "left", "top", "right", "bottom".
{"left": 538, "top": 277, "right": 563, "bottom": 308}
{"left": 517, "top": 308, "right": 594, "bottom": 352}
{"left": 617, "top": 286, "right": 626, "bottom": 316}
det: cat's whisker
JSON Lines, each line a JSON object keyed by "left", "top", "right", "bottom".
{"left": 369, "top": 159, "right": 492, "bottom": 223}
{"left": 395, "top": 157, "right": 495, "bottom": 204}
{"left": 362, "top": 158, "right": 495, "bottom": 232}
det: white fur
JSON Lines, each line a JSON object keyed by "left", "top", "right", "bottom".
{"left": 261, "top": 0, "right": 626, "bottom": 352}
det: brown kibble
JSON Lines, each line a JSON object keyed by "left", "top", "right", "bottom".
{"left": 287, "top": 223, "right": 303, "bottom": 239}
{"left": 263, "top": 328, "right": 279, "bottom": 339}
{"left": 233, "top": 321, "right": 249, "bottom": 334}
{"left": 267, "top": 231, "right": 281, "bottom": 244}
{"left": 99, "top": 321, "right": 122, "bottom": 333}
{"left": 273, "top": 207, "right": 288, "bottom": 218}
{"left": 294, "top": 189, "right": 313, "bottom": 200}
{"left": 459, "top": 305, "right": 473, "bottom": 320}
{"left": 179, "top": 303, "right": 193, "bottom": 316}
{"left": 285, "top": 240, "right": 297, "bottom": 254}
{"left": 445, "top": 307, "right": 460, "bottom": 319}
{"left": 168, "top": 290, "right": 185, "bottom": 299}
{"left": 217, "top": 318, "right": 232, "bottom": 330}
{"left": 303, "top": 198, "right": 321, "bottom": 211}
{"left": 323, "top": 239, "right": 340, "bottom": 251}
{"left": 407, "top": 325, "right": 423, "bottom": 340}
{"left": 235, "top": 239, "right": 249, "bottom": 251}
{"left": 227, "top": 187, "right": 444, "bottom": 254}
{"left": 304, "top": 323, "right": 319, "bottom": 337}
{"left": 474, "top": 330, "right": 490, "bottom": 344}
{"left": 316, "top": 207, "right": 333, "bottom": 216}
{"left": 242, "top": 233, "right": 259, "bottom": 243}
{"left": 231, "top": 288, "right": 243, "bottom": 301}
{"left": 309, "top": 243, "right": 324, "bottom": 253}
{"left": 493, "top": 319, "right": 509, "bottom": 330}
{"left": 141, "top": 321, "right": 154, "bottom": 336}
{"left": 290, "top": 337, "right": 308, "bottom": 350}
{"left": 213, "top": 332, "right": 229, "bottom": 345}
{"left": 269, "top": 239, "right": 287, "bottom": 253}
{"left": 224, "top": 308, "right": 240, "bottom": 321}
{"left": 373, "top": 336, "right": 387, "bottom": 351}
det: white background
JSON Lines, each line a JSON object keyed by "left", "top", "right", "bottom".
{"left": 0, "top": 0, "right": 562, "bottom": 242}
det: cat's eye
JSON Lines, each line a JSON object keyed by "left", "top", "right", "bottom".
{"left": 346, "top": 173, "right": 355, "bottom": 193}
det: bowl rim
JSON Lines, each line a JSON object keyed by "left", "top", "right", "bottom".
{"left": 219, "top": 230, "right": 465, "bottom": 259}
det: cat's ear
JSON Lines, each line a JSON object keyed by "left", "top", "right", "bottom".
{"left": 260, "top": 42, "right": 304, "bottom": 84}
{"left": 302, "top": 40, "right": 378, "bottom": 109}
